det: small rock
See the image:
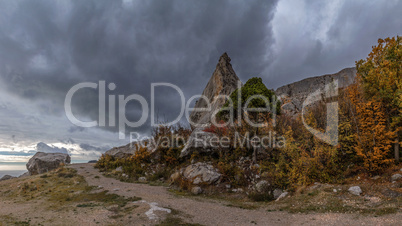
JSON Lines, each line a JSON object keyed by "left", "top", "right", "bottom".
{"left": 232, "top": 188, "right": 244, "bottom": 193}
{"left": 333, "top": 189, "right": 337, "bottom": 193}
{"left": 348, "top": 186, "right": 362, "bottom": 196}
{"left": 138, "top": 177, "right": 147, "bottom": 183}
{"left": 275, "top": 192, "right": 288, "bottom": 201}
{"left": 169, "top": 171, "right": 181, "bottom": 183}
{"left": 191, "top": 186, "right": 202, "bottom": 195}
{"left": 391, "top": 174, "right": 402, "bottom": 181}
{"left": 113, "top": 188, "right": 119, "bottom": 191}
{"left": 225, "top": 184, "right": 231, "bottom": 189}
{"left": 273, "top": 189, "right": 284, "bottom": 199}
{"left": 400, "top": 168, "right": 402, "bottom": 172}
{"left": 115, "top": 166, "right": 123, "bottom": 172}
{"left": 371, "top": 175, "right": 381, "bottom": 180}
{"left": 255, "top": 180, "right": 270, "bottom": 193}
{"left": 122, "top": 173, "right": 128, "bottom": 178}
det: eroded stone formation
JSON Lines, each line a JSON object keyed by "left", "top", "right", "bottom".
{"left": 189, "top": 52, "right": 242, "bottom": 128}
{"left": 275, "top": 67, "right": 356, "bottom": 116}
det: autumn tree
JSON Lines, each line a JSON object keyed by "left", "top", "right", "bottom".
{"left": 355, "top": 36, "right": 402, "bottom": 161}
{"left": 348, "top": 81, "right": 395, "bottom": 173}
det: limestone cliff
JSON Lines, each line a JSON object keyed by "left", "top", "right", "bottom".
{"left": 275, "top": 67, "right": 356, "bottom": 115}
{"left": 189, "top": 52, "right": 241, "bottom": 128}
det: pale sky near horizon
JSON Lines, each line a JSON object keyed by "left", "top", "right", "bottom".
{"left": 0, "top": 0, "right": 401, "bottom": 161}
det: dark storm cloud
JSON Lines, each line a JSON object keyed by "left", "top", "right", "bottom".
{"left": 0, "top": 0, "right": 278, "bottom": 136}
{"left": 265, "top": 0, "right": 402, "bottom": 88}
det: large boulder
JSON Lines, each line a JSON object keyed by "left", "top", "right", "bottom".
{"left": 182, "top": 162, "right": 221, "bottom": 185}
{"left": 180, "top": 128, "right": 220, "bottom": 158}
{"left": 189, "top": 52, "right": 241, "bottom": 128}
{"left": 26, "top": 152, "right": 71, "bottom": 175}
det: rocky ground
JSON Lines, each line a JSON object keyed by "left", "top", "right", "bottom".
{"left": 0, "top": 163, "right": 400, "bottom": 225}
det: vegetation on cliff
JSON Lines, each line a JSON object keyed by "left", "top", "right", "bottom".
{"left": 96, "top": 36, "right": 402, "bottom": 201}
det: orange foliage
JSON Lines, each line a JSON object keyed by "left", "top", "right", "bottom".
{"left": 348, "top": 81, "right": 395, "bottom": 173}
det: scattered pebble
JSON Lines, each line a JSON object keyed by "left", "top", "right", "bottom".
{"left": 348, "top": 186, "right": 362, "bottom": 196}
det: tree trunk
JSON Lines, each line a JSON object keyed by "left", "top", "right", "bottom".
{"left": 395, "top": 135, "right": 400, "bottom": 162}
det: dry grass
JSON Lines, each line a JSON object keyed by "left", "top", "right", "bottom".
{"left": 0, "top": 167, "right": 141, "bottom": 215}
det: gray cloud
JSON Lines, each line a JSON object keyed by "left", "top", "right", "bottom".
{"left": 68, "top": 126, "right": 86, "bottom": 133}
{"left": 265, "top": 0, "right": 402, "bottom": 88}
{"left": 79, "top": 143, "right": 110, "bottom": 152}
{"left": 36, "top": 142, "right": 68, "bottom": 154}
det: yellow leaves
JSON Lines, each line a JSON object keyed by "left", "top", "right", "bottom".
{"left": 349, "top": 36, "right": 402, "bottom": 172}
{"left": 348, "top": 88, "right": 395, "bottom": 173}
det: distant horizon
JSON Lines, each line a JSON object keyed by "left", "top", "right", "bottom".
{"left": 0, "top": 159, "right": 96, "bottom": 178}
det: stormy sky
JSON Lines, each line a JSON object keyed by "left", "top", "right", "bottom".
{"left": 0, "top": 0, "right": 401, "bottom": 161}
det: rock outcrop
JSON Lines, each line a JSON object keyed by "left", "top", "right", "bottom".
{"left": 105, "top": 141, "right": 155, "bottom": 158}
{"left": 275, "top": 67, "right": 356, "bottom": 116}
{"left": 182, "top": 162, "right": 222, "bottom": 185}
{"left": 189, "top": 52, "right": 241, "bottom": 128}
{"left": 179, "top": 127, "right": 220, "bottom": 158}
{"left": 26, "top": 152, "right": 71, "bottom": 175}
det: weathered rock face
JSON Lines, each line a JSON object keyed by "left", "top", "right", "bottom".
{"left": 182, "top": 162, "right": 222, "bottom": 185}
{"left": 275, "top": 67, "right": 356, "bottom": 116}
{"left": 26, "top": 152, "right": 71, "bottom": 175}
{"left": 104, "top": 142, "right": 138, "bottom": 158}
{"left": 104, "top": 141, "right": 155, "bottom": 158}
{"left": 189, "top": 52, "right": 241, "bottom": 128}
{"left": 180, "top": 128, "right": 220, "bottom": 158}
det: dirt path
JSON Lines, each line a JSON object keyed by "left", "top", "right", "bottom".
{"left": 69, "top": 163, "right": 401, "bottom": 225}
